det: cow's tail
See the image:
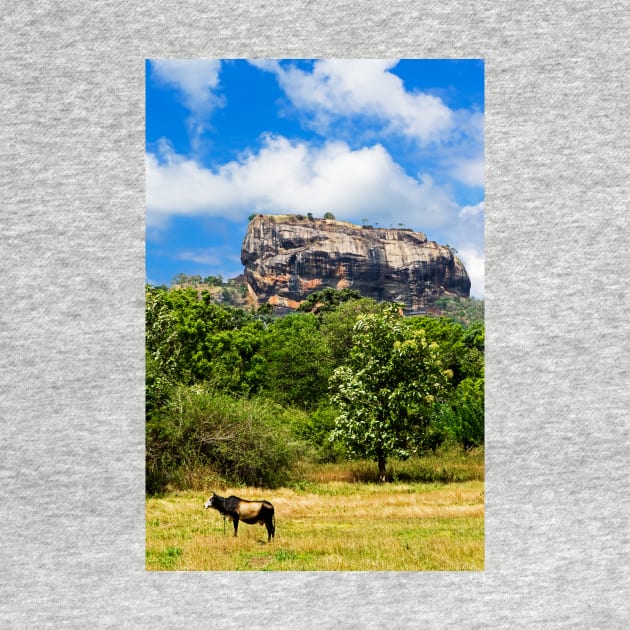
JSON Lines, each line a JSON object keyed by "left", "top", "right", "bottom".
{"left": 272, "top": 511, "right": 276, "bottom": 538}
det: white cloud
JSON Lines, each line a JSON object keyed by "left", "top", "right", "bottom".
{"left": 458, "top": 200, "right": 484, "bottom": 219}
{"left": 457, "top": 247, "right": 484, "bottom": 299}
{"left": 253, "top": 59, "right": 454, "bottom": 145}
{"left": 448, "top": 201, "right": 484, "bottom": 298}
{"left": 451, "top": 157, "right": 485, "bottom": 188}
{"left": 146, "top": 135, "right": 461, "bottom": 232}
{"left": 171, "top": 248, "right": 243, "bottom": 279}
{"left": 150, "top": 59, "right": 225, "bottom": 147}
{"left": 173, "top": 248, "right": 240, "bottom": 267}
{"left": 150, "top": 59, "right": 223, "bottom": 114}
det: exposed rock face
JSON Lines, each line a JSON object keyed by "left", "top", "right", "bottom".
{"left": 241, "top": 214, "right": 470, "bottom": 311}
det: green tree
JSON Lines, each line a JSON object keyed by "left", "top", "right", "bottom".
{"left": 320, "top": 296, "right": 381, "bottom": 366}
{"left": 203, "top": 274, "right": 224, "bottom": 286}
{"left": 406, "top": 315, "right": 484, "bottom": 450}
{"left": 145, "top": 286, "right": 266, "bottom": 392}
{"left": 146, "top": 285, "right": 190, "bottom": 410}
{"left": 432, "top": 376, "right": 484, "bottom": 450}
{"left": 330, "top": 304, "right": 450, "bottom": 481}
{"left": 297, "top": 287, "right": 363, "bottom": 315}
{"left": 197, "top": 322, "right": 267, "bottom": 394}
{"left": 432, "top": 296, "right": 484, "bottom": 325}
{"left": 408, "top": 316, "right": 484, "bottom": 386}
{"left": 451, "top": 377, "right": 484, "bottom": 449}
{"left": 255, "top": 313, "right": 333, "bottom": 408}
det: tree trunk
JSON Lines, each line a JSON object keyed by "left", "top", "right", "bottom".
{"left": 377, "top": 454, "right": 387, "bottom": 483}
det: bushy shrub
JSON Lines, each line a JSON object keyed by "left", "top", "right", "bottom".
{"left": 146, "top": 386, "right": 304, "bottom": 493}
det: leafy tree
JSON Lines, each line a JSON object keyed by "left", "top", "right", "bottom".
{"left": 145, "top": 286, "right": 265, "bottom": 392}
{"left": 432, "top": 377, "right": 484, "bottom": 450}
{"left": 408, "top": 316, "right": 484, "bottom": 386}
{"left": 451, "top": 377, "right": 484, "bottom": 449}
{"left": 292, "top": 404, "right": 346, "bottom": 463}
{"left": 432, "top": 296, "right": 484, "bottom": 325}
{"left": 196, "top": 322, "right": 267, "bottom": 394}
{"left": 459, "top": 321, "right": 484, "bottom": 379}
{"left": 203, "top": 275, "right": 224, "bottom": 286}
{"left": 323, "top": 212, "right": 336, "bottom": 220}
{"left": 255, "top": 302, "right": 274, "bottom": 316}
{"left": 146, "top": 285, "right": 190, "bottom": 410}
{"left": 255, "top": 313, "right": 333, "bottom": 408}
{"left": 171, "top": 273, "right": 203, "bottom": 287}
{"left": 406, "top": 316, "right": 484, "bottom": 449}
{"left": 330, "top": 304, "right": 450, "bottom": 481}
{"left": 171, "top": 273, "right": 188, "bottom": 286}
{"left": 320, "top": 297, "right": 381, "bottom": 366}
{"left": 297, "top": 287, "right": 363, "bottom": 314}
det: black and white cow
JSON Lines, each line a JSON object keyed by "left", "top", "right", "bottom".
{"left": 204, "top": 493, "right": 275, "bottom": 542}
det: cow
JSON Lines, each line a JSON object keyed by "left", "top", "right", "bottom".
{"left": 204, "top": 492, "right": 275, "bottom": 542}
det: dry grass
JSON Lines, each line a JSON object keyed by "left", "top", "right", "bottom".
{"left": 146, "top": 480, "right": 484, "bottom": 571}
{"left": 298, "top": 451, "right": 485, "bottom": 484}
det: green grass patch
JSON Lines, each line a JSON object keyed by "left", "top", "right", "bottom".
{"left": 146, "top": 546, "right": 183, "bottom": 570}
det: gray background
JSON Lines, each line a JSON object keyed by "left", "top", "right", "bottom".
{"left": 2, "top": 1, "right": 628, "bottom": 628}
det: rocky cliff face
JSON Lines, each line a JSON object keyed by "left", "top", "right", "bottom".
{"left": 241, "top": 214, "right": 470, "bottom": 311}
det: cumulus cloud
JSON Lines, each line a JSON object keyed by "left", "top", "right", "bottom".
{"left": 448, "top": 200, "right": 484, "bottom": 298}
{"left": 150, "top": 59, "right": 224, "bottom": 146}
{"left": 251, "top": 59, "right": 454, "bottom": 145}
{"left": 451, "top": 157, "right": 485, "bottom": 188}
{"left": 150, "top": 59, "right": 223, "bottom": 113}
{"left": 457, "top": 247, "right": 484, "bottom": 299}
{"left": 458, "top": 200, "right": 484, "bottom": 219}
{"left": 146, "top": 134, "right": 461, "bottom": 231}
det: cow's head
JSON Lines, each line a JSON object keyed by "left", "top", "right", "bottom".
{"left": 204, "top": 493, "right": 217, "bottom": 509}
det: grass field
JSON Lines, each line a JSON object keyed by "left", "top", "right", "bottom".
{"left": 146, "top": 475, "right": 484, "bottom": 571}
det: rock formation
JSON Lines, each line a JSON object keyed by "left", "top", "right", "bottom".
{"left": 241, "top": 214, "right": 470, "bottom": 311}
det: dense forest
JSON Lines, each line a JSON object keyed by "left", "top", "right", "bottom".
{"left": 146, "top": 285, "right": 484, "bottom": 493}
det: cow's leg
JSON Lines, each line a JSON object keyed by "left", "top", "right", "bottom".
{"left": 233, "top": 516, "right": 239, "bottom": 537}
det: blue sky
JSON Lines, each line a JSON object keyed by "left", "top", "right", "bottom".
{"left": 146, "top": 59, "right": 484, "bottom": 297}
